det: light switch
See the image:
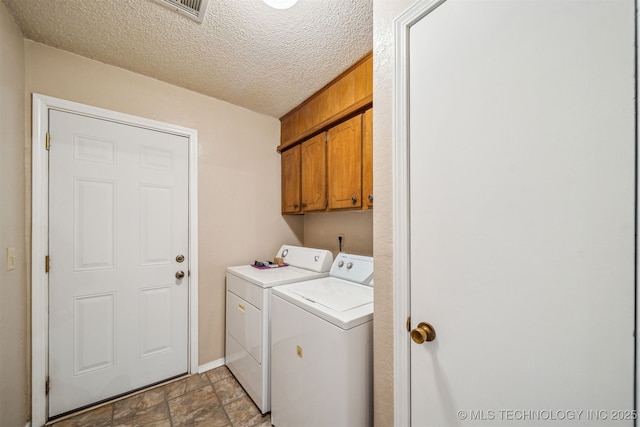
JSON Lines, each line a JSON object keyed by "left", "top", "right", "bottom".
{"left": 7, "top": 248, "right": 15, "bottom": 271}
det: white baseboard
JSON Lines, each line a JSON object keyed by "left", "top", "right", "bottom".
{"left": 198, "top": 357, "right": 226, "bottom": 374}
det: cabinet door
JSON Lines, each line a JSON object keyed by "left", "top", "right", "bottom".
{"left": 301, "top": 133, "right": 327, "bottom": 212}
{"left": 362, "top": 108, "right": 373, "bottom": 209}
{"left": 281, "top": 145, "right": 301, "bottom": 214}
{"left": 327, "top": 114, "right": 362, "bottom": 210}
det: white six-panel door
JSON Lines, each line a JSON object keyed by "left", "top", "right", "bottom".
{"left": 48, "top": 110, "right": 190, "bottom": 416}
{"left": 405, "top": 0, "right": 635, "bottom": 425}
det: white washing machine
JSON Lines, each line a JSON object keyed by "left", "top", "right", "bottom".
{"left": 270, "top": 253, "right": 374, "bottom": 427}
{"left": 225, "top": 245, "right": 333, "bottom": 414}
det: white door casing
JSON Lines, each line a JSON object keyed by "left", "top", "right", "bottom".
{"left": 394, "top": 0, "right": 636, "bottom": 425}
{"left": 32, "top": 94, "right": 199, "bottom": 425}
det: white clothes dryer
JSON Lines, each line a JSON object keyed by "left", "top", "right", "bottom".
{"left": 225, "top": 245, "right": 333, "bottom": 414}
{"left": 270, "top": 253, "right": 374, "bottom": 427}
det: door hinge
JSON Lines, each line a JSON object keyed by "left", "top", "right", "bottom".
{"left": 406, "top": 316, "right": 411, "bottom": 332}
{"left": 46, "top": 132, "right": 50, "bottom": 150}
{"left": 45, "top": 376, "right": 50, "bottom": 395}
{"left": 45, "top": 255, "right": 50, "bottom": 273}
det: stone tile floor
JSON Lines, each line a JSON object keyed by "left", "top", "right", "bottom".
{"left": 49, "top": 366, "right": 271, "bottom": 427}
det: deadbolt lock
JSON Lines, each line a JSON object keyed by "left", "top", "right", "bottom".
{"left": 176, "top": 254, "right": 185, "bottom": 263}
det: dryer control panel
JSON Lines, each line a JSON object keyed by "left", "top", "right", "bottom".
{"left": 277, "top": 245, "right": 333, "bottom": 272}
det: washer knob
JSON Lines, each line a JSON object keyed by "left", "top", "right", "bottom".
{"left": 346, "top": 262, "right": 353, "bottom": 269}
{"left": 338, "top": 261, "right": 344, "bottom": 268}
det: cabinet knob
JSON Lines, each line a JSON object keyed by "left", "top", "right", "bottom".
{"left": 301, "top": 202, "right": 307, "bottom": 208}
{"left": 368, "top": 194, "right": 373, "bottom": 202}
{"left": 293, "top": 203, "right": 299, "bottom": 209}
{"left": 351, "top": 196, "right": 357, "bottom": 204}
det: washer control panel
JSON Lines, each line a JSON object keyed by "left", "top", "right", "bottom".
{"left": 330, "top": 253, "right": 374, "bottom": 285}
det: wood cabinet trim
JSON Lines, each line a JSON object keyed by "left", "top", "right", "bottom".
{"left": 277, "top": 95, "right": 372, "bottom": 153}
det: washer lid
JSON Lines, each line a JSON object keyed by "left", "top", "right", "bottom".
{"left": 273, "top": 278, "right": 373, "bottom": 329}
{"left": 289, "top": 278, "right": 373, "bottom": 312}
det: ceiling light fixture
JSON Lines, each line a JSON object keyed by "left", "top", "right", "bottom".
{"left": 262, "top": 0, "right": 298, "bottom": 10}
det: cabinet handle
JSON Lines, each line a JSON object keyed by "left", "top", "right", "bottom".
{"left": 351, "top": 196, "right": 357, "bottom": 204}
{"left": 368, "top": 194, "right": 373, "bottom": 202}
{"left": 293, "top": 203, "right": 299, "bottom": 209}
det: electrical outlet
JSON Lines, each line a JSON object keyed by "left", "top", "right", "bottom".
{"left": 7, "top": 248, "right": 15, "bottom": 271}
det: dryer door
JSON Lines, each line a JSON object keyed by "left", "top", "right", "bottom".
{"left": 226, "top": 291, "right": 262, "bottom": 363}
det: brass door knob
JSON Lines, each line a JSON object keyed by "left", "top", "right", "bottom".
{"left": 175, "top": 271, "right": 185, "bottom": 279}
{"left": 411, "top": 322, "right": 436, "bottom": 344}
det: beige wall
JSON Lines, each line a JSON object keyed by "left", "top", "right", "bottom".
{"left": 0, "top": 2, "right": 28, "bottom": 425}
{"left": 24, "top": 41, "right": 305, "bottom": 367}
{"left": 372, "top": 1, "right": 415, "bottom": 425}
{"left": 304, "top": 210, "right": 373, "bottom": 258}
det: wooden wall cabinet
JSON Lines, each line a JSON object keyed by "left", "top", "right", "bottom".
{"left": 300, "top": 133, "right": 327, "bottom": 212}
{"left": 327, "top": 115, "right": 362, "bottom": 210}
{"left": 281, "top": 145, "right": 301, "bottom": 214}
{"left": 281, "top": 109, "right": 373, "bottom": 214}
{"left": 281, "top": 134, "right": 328, "bottom": 214}
{"left": 279, "top": 53, "right": 373, "bottom": 215}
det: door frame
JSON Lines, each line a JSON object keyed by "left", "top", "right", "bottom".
{"left": 391, "top": 0, "right": 638, "bottom": 425}
{"left": 31, "top": 93, "right": 200, "bottom": 426}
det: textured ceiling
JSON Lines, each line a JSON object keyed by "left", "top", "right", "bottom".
{"left": 1, "top": 0, "right": 373, "bottom": 118}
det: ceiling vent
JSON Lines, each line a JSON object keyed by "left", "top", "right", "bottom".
{"left": 154, "top": 0, "right": 210, "bottom": 23}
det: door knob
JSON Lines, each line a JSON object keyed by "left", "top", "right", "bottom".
{"left": 175, "top": 271, "right": 185, "bottom": 279}
{"left": 411, "top": 322, "right": 436, "bottom": 344}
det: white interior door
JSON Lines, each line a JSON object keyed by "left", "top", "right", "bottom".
{"left": 408, "top": 0, "right": 635, "bottom": 425}
{"left": 48, "top": 110, "right": 190, "bottom": 417}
